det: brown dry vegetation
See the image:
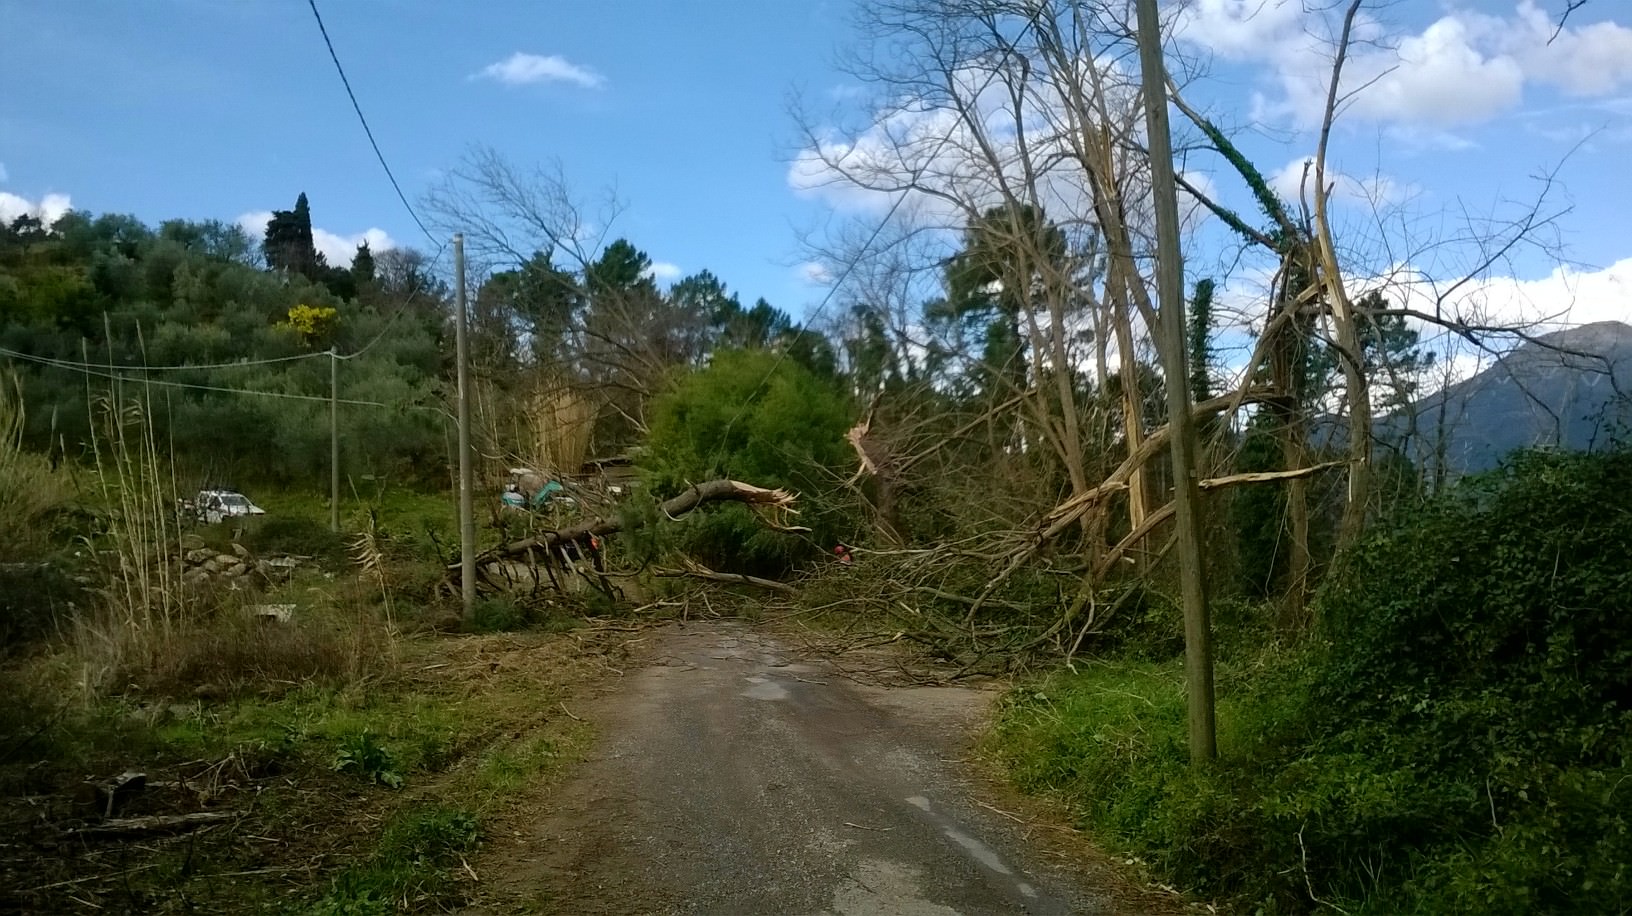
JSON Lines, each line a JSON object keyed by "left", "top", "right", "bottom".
{"left": 0, "top": 612, "right": 643, "bottom": 913}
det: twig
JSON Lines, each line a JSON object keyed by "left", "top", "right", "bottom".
{"left": 1549, "top": 0, "right": 1588, "bottom": 44}
{"left": 558, "top": 702, "right": 583, "bottom": 722}
{"left": 1299, "top": 825, "right": 1350, "bottom": 914}
{"left": 977, "top": 801, "right": 1026, "bottom": 824}
{"left": 27, "top": 863, "right": 160, "bottom": 892}
{"left": 843, "top": 821, "right": 895, "bottom": 831}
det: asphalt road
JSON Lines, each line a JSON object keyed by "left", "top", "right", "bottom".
{"left": 477, "top": 621, "right": 1160, "bottom": 915}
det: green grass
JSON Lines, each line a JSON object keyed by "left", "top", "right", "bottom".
{"left": 1, "top": 625, "right": 610, "bottom": 914}
{"left": 310, "top": 805, "right": 482, "bottom": 915}
{"left": 989, "top": 646, "right": 1632, "bottom": 914}
{"left": 987, "top": 656, "right": 1298, "bottom": 910}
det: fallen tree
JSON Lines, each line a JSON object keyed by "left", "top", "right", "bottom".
{"left": 448, "top": 480, "right": 800, "bottom": 593}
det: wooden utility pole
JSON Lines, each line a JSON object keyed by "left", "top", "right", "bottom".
{"left": 1134, "top": 0, "right": 1217, "bottom": 762}
{"left": 454, "top": 234, "right": 476, "bottom": 617}
{"left": 329, "top": 347, "right": 340, "bottom": 533}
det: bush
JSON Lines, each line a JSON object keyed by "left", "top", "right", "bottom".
{"left": 641, "top": 348, "right": 855, "bottom": 577}
{"left": 993, "top": 449, "right": 1632, "bottom": 913}
{"left": 333, "top": 730, "right": 404, "bottom": 788}
{"left": 243, "top": 514, "right": 348, "bottom": 563}
{"left": 1306, "top": 448, "right": 1632, "bottom": 911}
{"left": 464, "top": 597, "right": 531, "bottom": 633}
{"left": 0, "top": 375, "right": 80, "bottom": 648}
{"left": 78, "top": 595, "right": 393, "bottom": 699}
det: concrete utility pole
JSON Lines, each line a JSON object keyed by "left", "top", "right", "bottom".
{"left": 454, "top": 234, "right": 476, "bottom": 617}
{"left": 1134, "top": 0, "right": 1217, "bottom": 762}
{"left": 329, "top": 347, "right": 340, "bottom": 533}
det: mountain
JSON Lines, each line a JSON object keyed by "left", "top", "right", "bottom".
{"left": 1384, "top": 321, "right": 1632, "bottom": 477}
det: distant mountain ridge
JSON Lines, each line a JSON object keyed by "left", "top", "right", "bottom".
{"left": 1386, "top": 320, "right": 1632, "bottom": 476}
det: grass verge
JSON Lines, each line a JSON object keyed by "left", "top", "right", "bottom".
{"left": 0, "top": 626, "right": 630, "bottom": 913}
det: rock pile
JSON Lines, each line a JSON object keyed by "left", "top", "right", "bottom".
{"left": 179, "top": 542, "right": 306, "bottom": 588}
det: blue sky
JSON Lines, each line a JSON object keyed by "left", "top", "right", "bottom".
{"left": 0, "top": 0, "right": 853, "bottom": 310}
{"left": 2, "top": 0, "right": 1630, "bottom": 338}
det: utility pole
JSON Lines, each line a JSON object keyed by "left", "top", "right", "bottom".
{"left": 453, "top": 234, "right": 476, "bottom": 617}
{"left": 1135, "top": 0, "right": 1217, "bottom": 763}
{"left": 329, "top": 347, "right": 340, "bottom": 533}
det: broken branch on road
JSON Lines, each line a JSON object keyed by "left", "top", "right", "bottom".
{"left": 449, "top": 479, "right": 799, "bottom": 595}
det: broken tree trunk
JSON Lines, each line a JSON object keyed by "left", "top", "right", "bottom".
{"left": 69, "top": 811, "right": 235, "bottom": 838}
{"left": 452, "top": 480, "right": 798, "bottom": 583}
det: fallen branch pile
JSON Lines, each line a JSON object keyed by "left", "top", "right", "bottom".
{"left": 450, "top": 479, "right": 799, "bottom": 594}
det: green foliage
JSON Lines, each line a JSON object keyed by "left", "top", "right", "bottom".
{"left": 311, "top": 805, "right": 480, "bottom": 915}
{"left": 1228, "top": 413, "right": 1290, "bottom": 597}
{"left": 465, "top": 596, "right": 531, "bottom": 633}
{"left": 380, "top": 805, "right": 480, "bottom": 864}
{"left": 642, "top": 348, "right": 854, "bottom": 576}
{"left": 0, "top": 375, "right": 79, "bottom": 646}
{"left": 995, "top": 448, "right": 1632, "bottom": 912}
{"left": 243, "top": 513, "right": 348, "bottom": 562}
{"left": 1306, "top": 447, "right": 1632, "bottom": 911}
{"left": 332, "top": 730, "right": 405, "bottom": 788}
{"left": 1188, "top": 279, "right": 1215, "bottom": 403}
{"left": 0, "top": 204, "right": 448, "bottom": 490}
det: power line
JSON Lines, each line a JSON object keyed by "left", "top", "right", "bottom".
{"left": 306, "top": 0, "right": 436, "bottom": 245}
{"left": 0, "top": 346, "right": 392, "bottom": 408}
{"left": 0, "top": 348, "right": 325, "bottom": 374}
{"left": 339, "top": 238, "right": 452, "bottom": 360}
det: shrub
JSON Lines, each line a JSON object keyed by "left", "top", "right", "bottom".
{"left": 465, "top": 597, "right": 531, "bottom": 633}
{"left": 1305, "top": 448, "right": 1632, "bottom": 911}
{"left": 244, "top": 514, "right": 348, "bottom": 563}
{"left": 641, "top": 348, "right": 855, "bottom": 577}
{"left": 333, "top": 730, "right": 404, "bottom": 788}
{"left": 0, "top": 374, "right": 79, "bottom": 648}
{"left": 993, "top": 448, "right": 1632, "bottom": 912}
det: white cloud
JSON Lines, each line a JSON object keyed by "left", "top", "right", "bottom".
{"left": 1170, "top": 0, "right": 1307, "bottom": 61}
{"left": 474, "top": 52, "right": 604, "bottom": 89}
{"left": 1505, "top": 1, "right": 1632, "bottom": 97}
{"left": 789, "top": 59, "right": 1140, "bottom": 227}
{"left": 314, "top": 227, "right": 395, "bottom": 267}
{"left": 797, "top": 261, "right": 834, "bottom": 286}
{"left": 1345, "top": 17, "right": 1526, "bottom": 127}
{"left": 1373, "top": 257, "right": 1632, "bottom": 334}
{"left": 1182, "top": 1, "right": 1632, "bottom": 131}
{"left": 0, "top": 191, "right": 72, "bottom": 227}
{"left": 234, "top": 211, "right": 396, "bottom": 268}
{"left": 235, "top": 210, "right": 274, "bottom": 239}
{"left": 1267, "top": 157, "right": 1416, "bottom": 208}
{"left": 645, "top": 261, "right": 682, "bottom": 283}
{"left": 1210, "top": 256, "right": 1632, "bottom": 398}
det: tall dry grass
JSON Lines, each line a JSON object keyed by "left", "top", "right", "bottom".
{"left": 526, "top": 384, "right": 596, "bottom": 472}
{"left": 0, "top": 374, "right": 75, "bottom": 561}
{"left": 0, "top": 374, "right": 79, "bottom": 647}
{"left": 72, "top": 378, "right": 394, "bottom": 699}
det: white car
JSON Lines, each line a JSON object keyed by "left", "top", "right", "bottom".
{"left": 193, "top": 489, "right": 266, "bottom": 524}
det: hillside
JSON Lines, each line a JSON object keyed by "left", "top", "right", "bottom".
{"left": 1387, "top": 320, "right": 1632, "bottom": 475}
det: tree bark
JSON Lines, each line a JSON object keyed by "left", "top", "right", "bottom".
{"left": 1315, "top": 0, "right": 1373, "bottom": 552}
